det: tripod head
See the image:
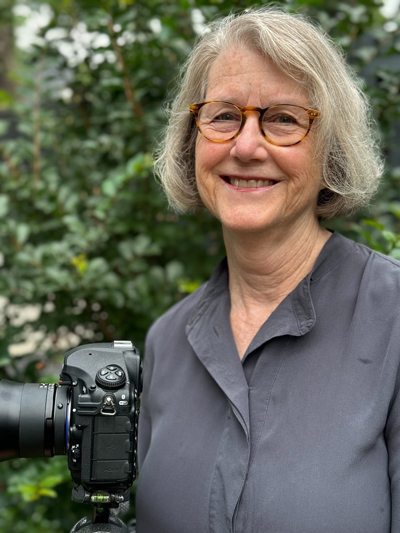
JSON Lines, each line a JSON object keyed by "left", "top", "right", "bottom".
{"left": 70, "top": 486, "right": 135, "bottom": 533}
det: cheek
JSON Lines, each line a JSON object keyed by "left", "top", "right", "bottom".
{"left": 277, "top": 147, "right": 322, "bottom": 189}
{"left": 194, "top": 138, "right": 206, "bottom": 179}
{"left": 195, "top": 142, "right": 212, "bottom": 200}
{"left": 195, "top": 139, "right": 220, "bottom": 185}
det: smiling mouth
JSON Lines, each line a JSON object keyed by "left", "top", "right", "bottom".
{"left": 222, "top": 176, "right": 277, "bottom": 188}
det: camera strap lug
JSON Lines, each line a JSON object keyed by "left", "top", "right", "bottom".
{"left": 100, "top": 395, "right": 117, "bottom": 416}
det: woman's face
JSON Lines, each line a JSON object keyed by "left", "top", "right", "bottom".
{"left": 195, "top": 46, "right": 324, "bottom": 237}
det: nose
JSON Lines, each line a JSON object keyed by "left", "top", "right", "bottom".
{"left": 229, "top": 111, "right": 269, "bottom": 162}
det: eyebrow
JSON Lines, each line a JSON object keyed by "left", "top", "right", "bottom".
{"left": 205, "top": 98, "right": 311, "bottom": 109}
{"left": 205, "top": 94, "right": 310, "bottom": 107}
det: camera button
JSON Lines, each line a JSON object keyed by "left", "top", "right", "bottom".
{"left": 96, "top": 365, "right": 126, "bottom": 389}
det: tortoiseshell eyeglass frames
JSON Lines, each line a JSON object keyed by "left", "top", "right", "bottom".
{"left": 189, "top": 101, "right": 320, "bottom": 147}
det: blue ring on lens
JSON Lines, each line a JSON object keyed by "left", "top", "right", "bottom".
{"left": 65, "top": 394, "right": 71, "bottom": 450}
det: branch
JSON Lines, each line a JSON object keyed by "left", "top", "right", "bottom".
{"left": 107, "top": 18, "right": 144, "bottom": 120}
{"left": 0, "top": 147, "right": 18, "bottom": 179}
{"left": 33, "top": 56, "right": 44, "bottom": 189}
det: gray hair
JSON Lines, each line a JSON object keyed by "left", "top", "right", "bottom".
{"left": 155, "top": 7, "right": 383, "bottom": 219}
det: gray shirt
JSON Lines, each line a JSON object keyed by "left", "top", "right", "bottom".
{"left": 136, "top": 232, "right": 400, "bottom": 533}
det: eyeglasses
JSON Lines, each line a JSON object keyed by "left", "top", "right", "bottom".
{"left": 189, "top": 101, "right": 320, "bottom": 147}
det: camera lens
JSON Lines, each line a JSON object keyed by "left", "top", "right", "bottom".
{"left": 0, "top": 379, "right": 70, "bottom": 460}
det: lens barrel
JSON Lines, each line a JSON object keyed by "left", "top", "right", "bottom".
{"left": 0, "top": 379, "right": 69, "bottom": 460}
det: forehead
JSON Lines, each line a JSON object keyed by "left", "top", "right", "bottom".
{"left": 205, "top": 46, "right": 308, "bottom": 106}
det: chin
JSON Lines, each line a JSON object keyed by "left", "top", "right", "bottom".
{"left": 221, "top": 217, "right": 276, "bottom": 235}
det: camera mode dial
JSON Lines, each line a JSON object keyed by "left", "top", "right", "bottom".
{"left": 95, "top": 365, "right": 126, "bottom": 389}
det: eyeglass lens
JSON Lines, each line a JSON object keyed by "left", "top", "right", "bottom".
{"left": 197, "top": 102, "right": 311, "bottom": 146}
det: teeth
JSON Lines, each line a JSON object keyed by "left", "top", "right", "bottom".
{"left": 229, "top": 178, "right": 274, "bottom": 188}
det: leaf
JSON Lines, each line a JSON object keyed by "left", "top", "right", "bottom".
{"left": 382, "top": 230, "right": 397, "bottom": 244}
{"left": 126, "top": 152, "right": 153, "bottom": 177}
{"left": 391, "top": 167, "right": 400, "bottom": 179}
{"left": 178, "top": 279, "right": 201, "bottom": 294}
{"left": 85, "top": 257, "right": 109, "bottom": 276}
{"left": 37, "top": 488, "right": 58, "bottom": 498}
{"left": 360, "top": 230, "right": 384, "bottom": 252}
{"left": 16, "top": 223, "right": 30, "bottom": 245}
{"left": 101, "top": 170, "right": 127, "bottom": 197}
{"left": 71, "top": 253, "right": 88, "bottom": 274}
{"left": 353, "top": 46, "right": 377, "bottom": 62}
{"left": 130, "top": 234, "right": 160, "bottom": 256}
{"left": 0, "top": 90, "right": 12, "bottom": 109}
{"left": 39, "top": 474, "right": 64, "bottom": 488}
{"left": 63, "top": 215, "right": 86, "bottom": 235}
{"left": 363, "top": 219, "right": 384, "bottom": 231}
{"left": 0, "top": 355, "right": 12, "bottom": 367}
{"left": 118, "top": 239, "right": 139, "bottom": 261}
{"left": 0, "top": 194, "right": 9, "bottom": 218}
{"left": 0, "top": 119, "right": 10, "bottom": 136}
{"left": 19, "top": 485, "right": 38, "bottom": 502}
{"left": 388, "top": 203, "right": 400, "bottom": 219}
{"left": 165, "top": 260, "right": 184, "bottom": 282}
{"left": 389, "top": 248, "right": 400, "bottom": 260}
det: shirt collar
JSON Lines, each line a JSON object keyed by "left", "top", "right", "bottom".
{"left": 187, "top": 232, "right": 354, "bottom": 348}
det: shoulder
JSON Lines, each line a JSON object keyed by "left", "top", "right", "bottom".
{"left": 344, "top": 234, "right": 400, "bottom": 282}
{"left": 315, "top": 232, "right": 400, "bottom": 319}
{"left": 317, "top": 232, "right": 400, "bottom": 285}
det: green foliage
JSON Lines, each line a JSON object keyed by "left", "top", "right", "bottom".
{"left": 6, "top": 457, "right": 68, "bottom": 501}
{"left": 0, "top": 0, "right": 399, "bottom": 530}
{"left": 0, "top": 456, "right": 83, "bottom": 532}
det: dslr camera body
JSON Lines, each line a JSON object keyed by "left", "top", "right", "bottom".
{"left": 0, "top": 341, "right": 142, "bottom": 532}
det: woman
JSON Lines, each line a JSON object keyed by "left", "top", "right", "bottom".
{"left": 136, "top": 8, "right": 398, "bottom": 533}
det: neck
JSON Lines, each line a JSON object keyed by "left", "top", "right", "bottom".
{"left": 224, "top": 217, "right": 330, "bottom": 309}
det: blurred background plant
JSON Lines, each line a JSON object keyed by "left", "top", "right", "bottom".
{"left": 0, "top": 0, "right": 399, "bottom": 530}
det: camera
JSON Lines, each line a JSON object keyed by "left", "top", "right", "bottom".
{"left": 0, "top": 341, "right": 142, "bottom": 532}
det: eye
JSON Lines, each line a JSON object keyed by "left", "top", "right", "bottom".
{"left": 267, "top": 113, "right": 298, "bottom": 125}
{"left": 263, "top": 105, "right": 310, "bottom": 130}
{"left": 212, "top": 111, "right": 241, "bottom": 122}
